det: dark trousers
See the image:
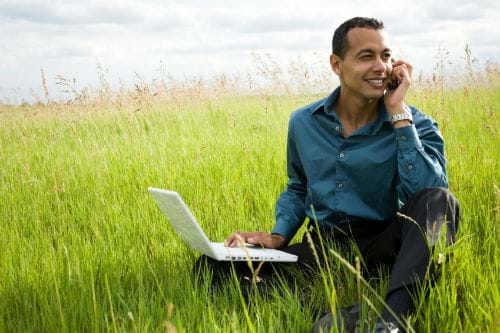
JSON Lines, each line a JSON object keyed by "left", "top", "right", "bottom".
{"left": 194, "top": 188, "right": 460, "bottom": 296}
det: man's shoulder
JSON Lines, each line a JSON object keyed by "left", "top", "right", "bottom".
{"left": 289, "top": 97, "right": 328, "bottom": 123}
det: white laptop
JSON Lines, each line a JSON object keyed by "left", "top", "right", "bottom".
{"left": 148, "top": 187, "right": 297, "bottom": 262}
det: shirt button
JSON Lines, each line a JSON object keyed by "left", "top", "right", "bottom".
{"left": 339, "top": 152, "right": 345, "bottom": 158}
{"left": 408, "top": 164, "right": 414, "bottom": 171}
{"left": 337, "top": 183, "right": 343, "bottom": 189}
{"left": 401, "top": 135, "right": 407, "bottom": 141}
{"left": 335, "top": 126, "right": 340, "bottom": 132}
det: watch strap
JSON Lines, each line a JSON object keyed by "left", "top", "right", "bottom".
{"left": 391, "top": 106, "right": 413, "bottom": 125}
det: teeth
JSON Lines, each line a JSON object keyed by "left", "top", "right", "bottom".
{"left": 367, "top": 79, "right": 383, "bottom": 84}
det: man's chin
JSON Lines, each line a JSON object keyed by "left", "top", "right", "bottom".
{"left": 365, "top": 92, "right": 384, "bottom": 100}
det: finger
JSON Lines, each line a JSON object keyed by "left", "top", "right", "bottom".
{"left": 390, "top": 60, "right": 405, "bottom": 70}
{"left": 224, "top": 232, "right": 238, "bottom": 246}
{"left": 246, "top": 235, "right": 269, "bottom": 247}
{"left": 229, "top": 232, "right": 264, "bottom": 247}
{"left": 225, "top": 231, "right": 268, "bottom": 247}
{"left": 225, "top": 233, "right": 245, "bottom": 247}
{"left": 406, "top": 63, "right": 413, "bottom": 78}
{"left": 390, "top": 64, "right": 401, "bottom": 78}
{"left": 393, "top": 61, "right": 412, "bottom": 77}
{"left": 397, "top": 64, "right": 411, "bottom": 84}
{"left": 392, "top": 64, "right": 408, "bottom": 82}
{"left": 391, "top": 59, "right": 410, "bottom": 67}
{"left": 225, "top": 236, "right": 236, "bottom": 247}
{"left": 247, "top": 235, "right": 283, "bottom": 249}
{"left": 227, "top": 238, "right": 241, "bottom": 248}
{"left": 233, "top": 234, "right": 248, "bottom": 247}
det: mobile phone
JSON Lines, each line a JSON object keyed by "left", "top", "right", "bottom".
{"left": 387, "top": 78, "right": 399, "bottom": 90}
{"left": 388, "top": 58, "right": 399, "bottom": 90}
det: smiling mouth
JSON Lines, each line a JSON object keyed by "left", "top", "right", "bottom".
{"left": 365, "top": 78, "right": 386, "bottom": 88}
{"left": 366, "top": 79, "right": 385, "bottom": 84}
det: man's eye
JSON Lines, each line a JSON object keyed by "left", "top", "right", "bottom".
{"left": 361, "top": 54, "right": 371, "bottom": 59}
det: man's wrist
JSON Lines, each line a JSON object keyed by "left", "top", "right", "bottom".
{"left": 392, "top": 119, "right": 412, "bottom": 128}
{"left": 271, "top": 233, "right": 288, "bottom": 247}
{"left": 390, "top": 105, "right": 413, "bottom": 127}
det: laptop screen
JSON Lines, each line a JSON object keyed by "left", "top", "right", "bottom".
{"left": 148, "top": 188, "right": 216, "bottom": 257}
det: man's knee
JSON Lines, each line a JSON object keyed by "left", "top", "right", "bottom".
{"left": 409, "top": 187, "right": 458, "bottom": 207}
{"left": 404, "top": 187, "right": 459, "bottom": 219}
{"left": 401, "top": 187, "right": 460, "bottom": 246}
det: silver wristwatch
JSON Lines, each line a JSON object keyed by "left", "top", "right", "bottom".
{"left": 391, "top": 106, "right": 413, "bottom": 126}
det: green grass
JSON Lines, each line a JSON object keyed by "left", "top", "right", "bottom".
{"left": 0, "top": 85, "right": 499, "bottom": 332}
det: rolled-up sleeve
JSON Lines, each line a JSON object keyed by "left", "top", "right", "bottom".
{"left": 272, "top": 115, "right": 307, "bottom": 241}
{"left": 395, "top": 110, "right": 448, "bottom": 202}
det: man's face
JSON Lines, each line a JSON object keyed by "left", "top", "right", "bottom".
{"left": 331, "top": 27, "right": 393, "bottom": 100}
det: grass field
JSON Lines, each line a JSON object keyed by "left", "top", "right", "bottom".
{"left": 0, "top": 67, "right": 499, "bottom": 332}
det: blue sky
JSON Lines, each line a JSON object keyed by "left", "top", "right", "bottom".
{"left": 1, "top": 0, "right": 499, "bottom": 103}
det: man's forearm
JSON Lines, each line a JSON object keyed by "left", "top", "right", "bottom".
{"left": 272, "top": 185, "right": 307, "bottom": 242}
{"left": 395, "top": 122, "right": 448, "bottom": 201}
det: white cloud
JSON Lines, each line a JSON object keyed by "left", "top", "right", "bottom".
{"left": 0, "top": 0, "right": 139, "bottom": 25}
{"left": 207, "top": 7, "right": 332, "bottom": 33}
{"left": 1, "top": 0, "right": 189, "bottom": 25}
{"left": 1, "top": 0, "right": 499, "bottom": 103}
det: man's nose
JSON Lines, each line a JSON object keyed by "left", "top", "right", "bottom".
{"left": 372, "top": 56, "right": 387, "bottom": 72}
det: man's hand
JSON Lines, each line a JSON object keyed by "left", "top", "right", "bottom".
{"left": 384, "top": 59, "right": 413, "bottom": 116}
{"left": 225, "top": 231, "right": 286, "bottom": 249}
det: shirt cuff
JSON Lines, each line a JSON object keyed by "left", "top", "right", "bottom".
{"left": 394, "top": 125, "right": 423, "bottom": 151}
{"left": 271, "top": 220, "right": 297, "bottom": 242}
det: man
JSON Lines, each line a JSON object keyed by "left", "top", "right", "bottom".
{"left": 198, "top": 17, "right": 460, "bottom": 333}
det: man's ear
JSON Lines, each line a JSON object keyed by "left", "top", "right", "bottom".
{"left": 330, "top": 54, "right": 342, "bottom": 75}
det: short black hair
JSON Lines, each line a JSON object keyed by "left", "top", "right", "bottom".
{"left": 332, "top": 17, "right": 384, "bottom": 58}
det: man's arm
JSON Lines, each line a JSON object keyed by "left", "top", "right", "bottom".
{"left": 225, "top": 115, "right": 307, "bottom": 248}
{"left": 394, "top": 115, "right": 448, "bottom": 202}
{"left": 385, "top": 60, "right": 448, "bottom": 203}
{"left": 271, "top": 115, "right": 308, "bottom": 243}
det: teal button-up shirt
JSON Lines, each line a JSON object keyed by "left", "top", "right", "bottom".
{"left": 272, "top": 87, "right": 448, "bottom": 241}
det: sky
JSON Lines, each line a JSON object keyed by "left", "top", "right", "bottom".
{"left": 1, "top": 0, "right": 499, "bottom": 103}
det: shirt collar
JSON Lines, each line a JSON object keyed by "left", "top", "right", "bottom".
{"left": 310, "top": 86, "right": 341, "bottom": 118}
{"left": 311, "top": 86, "right": 391, "bottom": 133}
